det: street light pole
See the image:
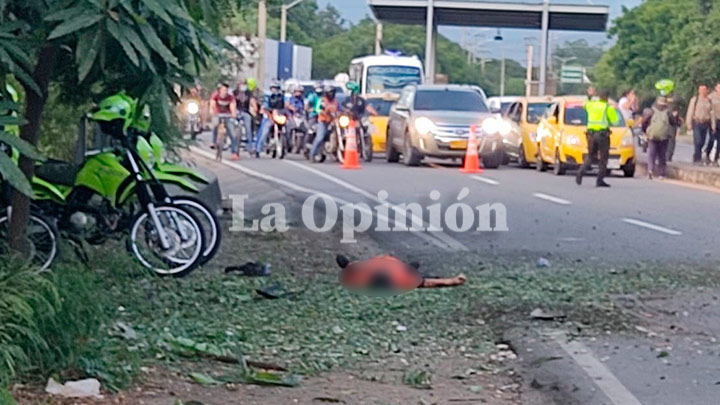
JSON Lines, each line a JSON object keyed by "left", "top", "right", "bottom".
{"left": 500, "top": 48, "right": 506, "bottom": 97}
{"left": 258, "top": 0, "right": 267, "bottom": 91}
{"left": 280, "top": 0, "right": 305, "bottom": 43}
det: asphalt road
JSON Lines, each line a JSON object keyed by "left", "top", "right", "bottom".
{"left": 189, "top": 134, "right": 720, "bottom": 405}
{"left": 194, "top": 140, "right": 720, "bottom": 265}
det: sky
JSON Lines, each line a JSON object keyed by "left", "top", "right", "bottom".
{"left": 316, "top": 0, "right": 642, "bottom": 65}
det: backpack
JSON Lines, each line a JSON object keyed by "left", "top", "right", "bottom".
{"left": 647, "top": 107, "right": 671, "bottom": 140}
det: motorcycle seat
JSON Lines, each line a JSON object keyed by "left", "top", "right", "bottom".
{"left": 35, "top": 160, "right": 79, "bottom": 186}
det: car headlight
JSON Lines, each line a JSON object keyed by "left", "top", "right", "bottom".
{"left": 621, "top": 134, "right": 634, "bottom": 147}
{"left": 498, "top": 120, "right": 511, "bottom": 136}
{"left": 187, "top": 101, "right": 199, "bottom": 115}
{"left": 339, "top": 115, "right": 351, "bottom": 128}
{"left": 481, "top": 118, "right": 499, "bottom": 135}
{"left": 414, "top": 117, "right": 436, "bottom": 136}
{"left": 566, "top": 134, "right": 582, "bottom": 146}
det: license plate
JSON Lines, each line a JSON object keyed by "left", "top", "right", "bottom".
{"left": 607, "top": 158, "right": 621, "bottom": 170}
{"left": 450, "top": 140, "right": 468, "bottom": 150}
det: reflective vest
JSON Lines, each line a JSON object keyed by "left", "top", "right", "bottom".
{"left": 585, "top": 100, "right": 618, "bottom": 131}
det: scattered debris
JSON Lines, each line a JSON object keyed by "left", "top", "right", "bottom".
{"left": 402, "top": 370, "right": 433, "bottom": 390}
{"left": 332, "top": 325, "right": 344, "bottom": 334}
{"left": 530, "top": 308, "right": 566, "bottom": 320}
{"left": 396, "top": 324, "right": 408, "bottom": 332}
{"left": 165, "top": 335, "right": 288, "bottom": 371}
{"left": 312, "top": 397, "right": 344, "bottom": 403}
{"left": 529, "top": 356, "right": 563, "bottom": 367}
{"left": 255, "top": 282, "right": 299, "bottom": 299}
{"left": 536, "top": 257, "right": 551, "bottom": 268}
{"left": 189, "top": 372, "right": 223, "bottom": 386}
{"left": 113, "top": 321, "right": 138, "bottom": 340}
{"left": 225, "top": 261, "right": 271, "bottom": 277}
{"left": 45, "top": 378, "right": 101, "bottom": 399}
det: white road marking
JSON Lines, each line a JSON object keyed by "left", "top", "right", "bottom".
{"left": 533, "top": 193, "right": 572, "bottom": 206}
{"left": 284, "top": 160, "right": 468, "bottom": 251}
{"left": 471, "top": 176, "right": 500, "bottom": 186}
{"left": 189, "top": 147, "right": 456, "bottom": 250}
{"left": 553, "top": 333, "right": 643, "bottom": 405}
{"left": 621, "top": 218, "right": 682, "bottom": 236}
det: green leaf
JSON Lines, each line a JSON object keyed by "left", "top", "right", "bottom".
{"left": 0, "top": 132, "right": 45, "bottom": 161}
{"left": 106, "top": 20, "right": 138, "bottom": 66}
{"left": 44, "top": 6, "right": 86, "bottom": 22}
{"left": 0, "top": 39, "right": 34, "bottom": 71}
{"left": 0, "top": 116, "right": 26, "bottom": 127}
{"left": 164, "top": 2, "right": 192, "bottom": 21}
{"left": 138, "top": 23, "right": 179, "bottom": 67}
{"left": 118, "top": 22, "right": 155, "bottom": 73}
{"left": 143, "top": 0, "right": 173, "bottom": 25}
{"left": 0, "top": 153, "right": 32, "bottom": 197}
{"left": 77, "top": 30, "right": 103, "bottom": 81}
{"left": 188, "top": 372, "right": 222, "bottom": 386}
{"left": 0, "top": 388, "right": 17, "bottom": 405}
{"left": 47, "top": 14, "right": 104, "bottom": 40}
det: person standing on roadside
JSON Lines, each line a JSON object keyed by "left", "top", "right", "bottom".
{"left": 586, "top": 85, "right": 596, "bottom": 101}
{"left": 707, "top": 82, "right": 720, "bottom": 166}
{"left": 686, "top": 84, "right": 716, "bottom": 165}
{"left": 666, "top": 101, "right": 682, "bottom": 162}
{"left": 642, "top": 96, "right": 677, "bottom": 180}
{"left": 576, "top": 90, "right": 620, "bottom": 188}
{"left": 618, "top": 89, "right": 638, "bottom": 122}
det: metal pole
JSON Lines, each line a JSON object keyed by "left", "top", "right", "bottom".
{"left": 425, "top": 0, "right": 435, "bottom": 83}
{"left": 539, "top": 0, "right": 549, "bottom": 96}
{"left": 258, "top": 0, "right": 267, "bottom": 91}
{"left": 280, "top": 5, "right": 287, "bottom": 43}
{"left": 375, "top": 22, "right": 383, "bottom": 55}
{"left": 526, "top": 45, "right": 534, "bottom": 97}
{"left": 500, "top": 48, "right": 506, "bottom": 97}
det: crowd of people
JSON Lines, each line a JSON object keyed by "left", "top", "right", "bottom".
{"left": 184, "top": 78, "right": 376, "bottom": 162}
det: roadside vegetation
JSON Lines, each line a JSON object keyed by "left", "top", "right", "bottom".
{"left": 4, "top": 224, "right": 720, "bottom": 400}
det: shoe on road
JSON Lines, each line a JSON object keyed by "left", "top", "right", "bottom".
{"left": 231, "top": 154, "right": 240, "bottom": 161}
{"left": 575, "top": 173, "right": 583, "bottom": 186}
{"left": 596, "top": 182, "right": 611, "bottom": 188}
{"left": 209, "top": 144, "right": 216, "bottom": 150}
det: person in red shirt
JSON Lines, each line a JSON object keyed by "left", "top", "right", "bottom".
{"left": 309, "top": 86, "right": 339, "bottom": 161}
{"left": 211, "top": 83, "right": 239, "bottom": 160}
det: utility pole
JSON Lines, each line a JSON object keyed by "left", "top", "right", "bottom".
{"left": 280, "top": 0, "right": 304, "bottom": 43}
{"left": 500, "top": 48, "right": 506, "bottom": 97}
{"left": 538, "top": 0, "right": 550, "bottom": 95}
{"left": 526, "top": 45, "right": 534, "bottom": 97}
{"left": 375, "top": 22, "right": 383, "bottom": 55}
{"left": 258, "top": 0, "right": 267, "bottom": 91}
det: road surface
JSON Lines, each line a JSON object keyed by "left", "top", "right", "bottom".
{"left": 189, "top": 133, "right": 720, "bottom": 405}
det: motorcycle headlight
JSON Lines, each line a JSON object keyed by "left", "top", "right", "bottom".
{"left": 187, "top": 101, "right": 199, "bottom": 115}
{"left": 414, "top": 117, "right": 436, "bottom": 136}
{"left": 566, "top": 134, "right": 582, "bottom": 146}
{"left": 339, "top": 115, "right": 351, "bottom": 128}
{"left": 274, "top": 115, "right": 287, "bottom": 125}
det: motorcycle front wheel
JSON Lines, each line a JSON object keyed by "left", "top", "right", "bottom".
{"left": 128, "top": 204, "right": 204, "bottom": 277}
{"left": 362, "top": 134, "right": 373, "bottom": 162}
{"left": 0, "top": 210, "right": 58, "bottom": 272}
{"left": 171, "top": 196, "right": 222, "bottom": 266}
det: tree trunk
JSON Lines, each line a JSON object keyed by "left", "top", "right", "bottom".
{"left": 8, "top": 46, "right": 58, "bottom": 251}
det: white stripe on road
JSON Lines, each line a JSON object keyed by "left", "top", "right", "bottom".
{"left": 284, "top": 160, "right": 468, "bottom": 251}
{"left": 189, "top": 147, "right": 457, "bottom": 251}
{"left": 554, "top": 333, "right": 643, "bottom": 405}
{"left": 621, "top": 218, "right": 682, "bottom": 236}
{"left": 533, "top": 193, "right": 572, "bottom": 206}
{"left": 471, "top": 176, "right": 500, "bottom": 186}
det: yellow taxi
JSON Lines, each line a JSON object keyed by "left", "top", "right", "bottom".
{"left": 535, "top": 97, "right": 635, "bottom": 177}
{"left": 365, "top": 93, "right": 400, "bottom": 152}
{"left": 502, "top": 97, "right": 554, "bottom": 167}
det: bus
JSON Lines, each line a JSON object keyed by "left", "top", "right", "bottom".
{"left": 348, "top": 54, "right": 424, "bottom": 97}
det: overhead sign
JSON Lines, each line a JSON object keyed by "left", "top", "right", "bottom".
{"left": 561, "top": 66, "right": 584, "bottom": 84}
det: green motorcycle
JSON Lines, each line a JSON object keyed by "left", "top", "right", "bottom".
{"left": 31, "top": 93, "right": 206, "bottom": 276}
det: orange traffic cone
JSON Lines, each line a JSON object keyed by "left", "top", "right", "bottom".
{"left": 460, "top": 125, "right": 483, "bottom": 174}
{"left": 342, "top": 120, "right": 361, "bottom": 169}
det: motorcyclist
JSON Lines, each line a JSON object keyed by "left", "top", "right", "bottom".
{"left": 210, "top": 83, "right": 239, "bottom": 160}
{"left": 309, "top": 86, "right": 340, "bottom": 161}
{"left": 233, "top": 78, "right": 256, "bottom": 150}
{"left": 306, "top": 82, "right": 324, "bottom": 121}
{"left": 345, "top": 81, "right": 378, "bottom": 120}
{"left": 254, "top": 82, "right": 287, "bottom": 157}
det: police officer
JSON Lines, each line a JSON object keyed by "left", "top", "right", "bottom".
{"left": 576, "top": 90, "right": 620, "bottom": 188}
